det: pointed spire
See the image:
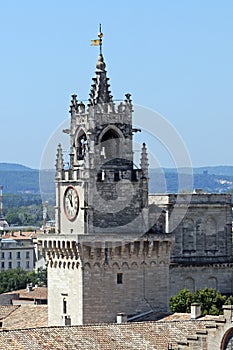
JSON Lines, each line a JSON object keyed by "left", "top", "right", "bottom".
{"left": 88, "top": 27, "right": 113, "bottom": 106}
{"left": 88, "top": 54, "right": 113, "bottom": 106}
{"left": 140, "top": 143, "right": 149, "bottom": 178}
{"left": 55, "top": 144, "right": 64, "bottom": 178}
{"left": 69, "top": 94, "right": 79, "bottom": 114}
{"left": 125, "top": 93, "right": 133, "bottom": 112}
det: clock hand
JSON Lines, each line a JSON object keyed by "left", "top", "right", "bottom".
{"left": 68, "top": 194, "right": 73, "bottom": 207}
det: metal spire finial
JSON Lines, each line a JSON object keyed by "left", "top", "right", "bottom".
{"left": 98, "top": 23, "right": 103, "bottom": 55}
{"left": 91, "top": 24, "right": 103, "bottom": 54}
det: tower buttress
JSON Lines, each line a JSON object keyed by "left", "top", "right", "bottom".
{"left": 140, "top": 142, "right": 149, "bottom": 179}
{"left": 140, "top": 143, "right": 149, "bottom": 207}
{"left": 55, "top": 144, "right": 64, "bottom": 179}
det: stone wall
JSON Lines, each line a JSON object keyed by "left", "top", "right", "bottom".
{"left": 82, "top": 238, "right": 172, "bottom": 323}
{"left": 41, "top": 233, "right": 174, "bottom": 325}
{"left": 150, "top": 194, "right": 232, "bottom": 263}
{"left": 47, "top": 262, "right": 83, "bottom": 326}
{"left": 169, "top": 263, "right": 233, "bottom": 297}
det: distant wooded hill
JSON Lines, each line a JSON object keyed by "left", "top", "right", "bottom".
{"left": 1, "top": 163, "right": 233, "bottom": 196}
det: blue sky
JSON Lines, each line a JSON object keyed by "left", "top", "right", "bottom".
{"left": 0, "top": 0, "right": 233, "bottom": 169}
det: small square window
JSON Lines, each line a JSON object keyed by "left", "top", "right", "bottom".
{"left": 117, "top": 273, "right": 123, "bottom": 284}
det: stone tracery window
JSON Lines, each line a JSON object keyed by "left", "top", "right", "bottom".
{"left": 182, "top": 218, "right": 195, "bottom": 252}
{"left": 205, "top": 217, "right": 217, "bottom": 251}
{"left": 184, "top": 277, "right": 195, "bottom": 293}
{"left": 207, "top": 276, "right": 217, "bottom": 289}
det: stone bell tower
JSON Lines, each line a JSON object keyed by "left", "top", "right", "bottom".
{"left": 39, "top": 28, "right": 174, "bottom": 326}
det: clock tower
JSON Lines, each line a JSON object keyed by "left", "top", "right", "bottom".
{"left": 40, "top": 29, "right": 174, "bottom": 326}
{"left": 55, "top": 48, "right": 147, "bottom": 236}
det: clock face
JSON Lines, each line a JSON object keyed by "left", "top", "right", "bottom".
{"left": 64, "top": 186, "right": 79, "bottom": 221}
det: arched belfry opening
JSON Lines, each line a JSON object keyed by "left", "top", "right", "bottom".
{"left": 76, "top": 130, "right": 87, "bottom": 160}
{"left": 100, "top": 128, "right": 121, "bottom": 160}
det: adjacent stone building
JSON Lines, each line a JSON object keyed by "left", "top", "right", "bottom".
{"left": 39, "top": 31, "right": 233, "bottom": 326}
{"left": 149, "top": 194, "right": 233, "bottom": 297}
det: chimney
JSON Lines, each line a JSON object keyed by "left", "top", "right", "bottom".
{"left": 191, "top": 303, "right": 201, "bottom": 319}
{"left": 27, "top": 283, "right": 33, "bottom": 292}
{"left": 116, "top": 313, "right": 127, "bottom": 324}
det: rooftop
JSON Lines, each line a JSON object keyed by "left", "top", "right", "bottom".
{"left": 0, "top": 317, "right": 220, "bottom": 349}
{"left": 1, "top": 231, "right": 37, "bottom": 240}
{"left": 4, "top": 287, "right": 47, "bottom": 301}
{"left": 2, "top": 305, "right": 47, "bottom": 330}
{"left": 0, "top": 306, "right": 19, "bottom": 321}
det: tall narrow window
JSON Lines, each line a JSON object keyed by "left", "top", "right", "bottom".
{"left": 63, "top": 298, "right": 67, "bottom": 314}
{"left": 117, "top": 273, "right": 123, "bottom": 284}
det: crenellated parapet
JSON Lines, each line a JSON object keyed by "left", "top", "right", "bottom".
{"left": 82, "top": 241, "right": 173, "bottom": 270}
{"left": 41, "top": 238, "right": 80, "bottom": 268}
{"left": 39, "top": 233, "right": 174, "bottom": 270}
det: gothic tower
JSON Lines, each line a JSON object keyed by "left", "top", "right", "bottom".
{"left": 40, "top": 29, "right": 174, "bottom": 326}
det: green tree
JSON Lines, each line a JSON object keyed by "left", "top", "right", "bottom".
{"left": 226, "top": 295, "right": 233, "bottom": 305}
{"left": 26, "top": 267, "right": 47, "bottom": 287}
{"left": 169, "top": 288, "right": 230, "bottom": 316}
{"left": 192, "top": 288, "right": 227, "bottom": 315}
{"left": 5, "top": 209, "right": 22, "bottom": 225}
{"left": 0, "top": 268, "right": 47, "bottom": 294}
{"left": 169, "top": 288, "right": 193, "bottom": 313}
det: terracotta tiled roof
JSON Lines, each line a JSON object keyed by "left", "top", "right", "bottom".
{"left": 161, "top": 312, "right": 220, "bottom": 322}
{"left": 0, "top": 318, "right": 218, "bottom": 350}
{"left": 2, "top": 231, "right": 37, "bottom": 240}
{"left": 2, "top": 305, "right": 47, "bottom": 330}
{"left": 0, "top": 306, "right": 19, "bottom": 321}
{"left": 5, "top": 287, "right": 47, "bottom": 301}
